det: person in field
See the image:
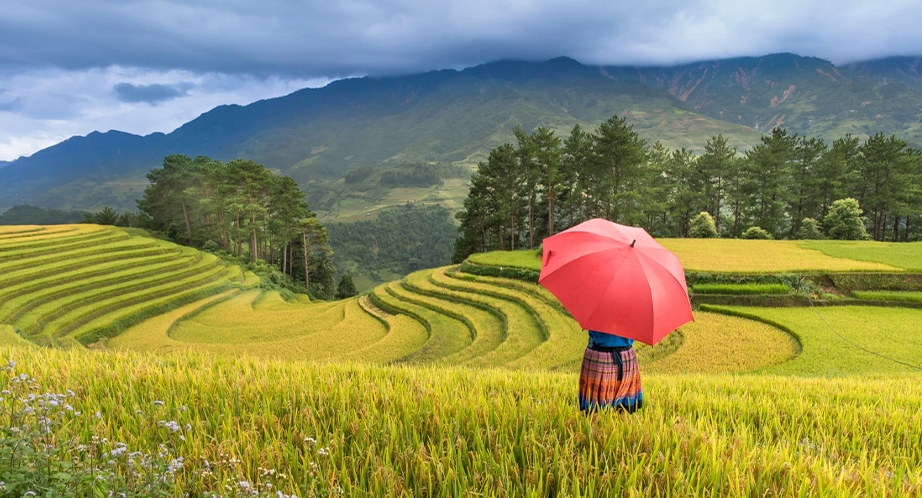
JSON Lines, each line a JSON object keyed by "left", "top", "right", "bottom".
{"left": 577, "top": 329, "right": 642, "bottom": 413}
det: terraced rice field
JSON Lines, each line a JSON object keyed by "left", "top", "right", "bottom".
{"left": 0, "top": 225, "right": 254, "bottom": 346}
{"left": 704, "top": 305, "right": 922, "bottom": 376}
{"left": 109, "top": 263, "right": 802, "bottom": 374}
{"left": 3, "top": 227, "right": 922, "bottom": 496}
{"left": 4, "top": 226, "right": 918, "bottom": 379}
{"left": 469, "top": 238, "right": 920, "bottom": 273}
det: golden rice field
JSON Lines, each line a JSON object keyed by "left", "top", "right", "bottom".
{"left": 104, "top": 264, "right": 800, "bottom": 374}
{"left": 2, "top": 348, "right": 920, "bottom": 497}
{"left": 3, "top": 225, "right": 922, "bottom": 496}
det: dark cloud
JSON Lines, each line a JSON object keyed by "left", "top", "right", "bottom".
{"left": 2, "top": 0, "right": 922, "bottom": 80}
{"left": 113, "top": 82, "right": 192, "bottom": 104}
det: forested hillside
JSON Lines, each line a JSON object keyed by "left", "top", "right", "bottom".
{"left": 0, "top": 205, "right": 89, "bottom": 225}
{"left": 327, "top": 204, "right": 458, "bottom": 291}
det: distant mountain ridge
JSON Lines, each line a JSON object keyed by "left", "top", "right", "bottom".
{"left": 2, "top": 53, "right": 922, "bottom": 215}
{"left": 602, "top": 53, "right": 922, "bottom": 138}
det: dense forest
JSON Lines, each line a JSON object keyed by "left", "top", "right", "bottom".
{"left": 454, "top": 116, "right": 922, "bottom": 261}
{"left": 137, "top": 155, "right": 336, "bottom": 298}
{"left": 327, "top": 204, "right": 458, "bottom": 290}
{"left": 0, "top": 205, "right": 89, "bottom": 225}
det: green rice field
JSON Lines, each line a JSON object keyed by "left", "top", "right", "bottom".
{"left": 469, "top": 238, "right": 922, "bottom": 273}
{"left": 1, "top": 225, "right": 921, "bottom": 496}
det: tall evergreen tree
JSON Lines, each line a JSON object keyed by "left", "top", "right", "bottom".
{"left": 697, "top": 134, "right": 736, "bottom": 234}
{"left": 591, "top": 115, "right": 647, "bottom": 224}
{"left": 742, "top": 128, "right": 798, "bottom": 238}
{"left": 787, "top": 136, "right": 828, "bottom": 237}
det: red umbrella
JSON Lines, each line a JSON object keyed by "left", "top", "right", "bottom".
{"left": 538, "top": 218, "right": 693, "bottom": 345}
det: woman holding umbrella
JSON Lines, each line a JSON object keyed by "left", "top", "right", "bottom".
{"left": 538, "top": 219, "right": 693, "bottom": 413}
{"left": 578, "top": 330, "right": 643, "bottom": 412}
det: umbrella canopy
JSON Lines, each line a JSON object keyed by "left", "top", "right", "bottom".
{"left": 538, "top": 218, "right": 693, "bottom": 345}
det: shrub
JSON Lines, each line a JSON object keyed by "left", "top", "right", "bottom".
{"left": 742, "top": 226, "right": 772, "bottom": 239}
{"left": 336, "top": 274, "right": 358, "bottom": 299}
{"left": 824, "top": 198, "right": 870, "bottom": 240}
{"left": 795, "top": 218, "right": 825, "bottom": 240}
{"left": 689, "top": 212, "right": 718, "bottom": 238}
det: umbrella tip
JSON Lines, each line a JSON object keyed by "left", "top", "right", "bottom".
{"left": 630, "top": 239, "right": 636, "bottom": 247}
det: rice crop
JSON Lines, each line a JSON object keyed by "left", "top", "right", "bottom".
{"left": 115, "top": 289, "right": 400, "bottom": 363}
{"left": 0, "top": 224, "right": 79, "bottom": 240}
{"left": 851, "top": 290, "right": 922, "bottom": 303}
{"left": 702, "top": 305, "right": 922, "bottom": 376}
{"left": 23, "top": 257, "right": 228, "bottom": 339}
{"left": 1, "top": 347, "right": 919, "bottom": 497}
{"left": 691, "top": 283, "right": 791, "bottom": 295}
{"left": 644, "top": 312, "right": 799, "bottom": 374}
{"left": 336, "top": 307, "right": 430, "bottom": 365}
{"left": 467, "top": 241, "right": 899, "bottom": 273}
{"left": 108, "top": 290, "right": 241, "bottom": 353}
{"left": 444, "top": 269, "right": 686, "bottom": 366}
{"left": 0, "top": 237, "right": 165, "bottom": 274}
{"left": 467, "top": 249, "right": 542, "bottom": 270}
{"left": 800, "top": 240, "right": 922, "bottom": 271}
{"left": 401, "top": 270, "right": 507, "bottom": 365}
{"left": 171, "top": 291, "right": 347, "bottom": 344}
{"left": 429, "top": 268, "right": 583, "bottom": 370}
{"left": 380, "top": 282, "right": 475, "bottom": 364}
{"left": 0, "top": 225, "right": 248, "bottom": 347}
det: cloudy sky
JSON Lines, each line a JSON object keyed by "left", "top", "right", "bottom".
{"left": 2, "top": 0, "right": 922, "bottom": 161}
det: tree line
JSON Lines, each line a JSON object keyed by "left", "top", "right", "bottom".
{"left": 453, "top": 116, "right": 922, "bottom": 261}
{"left": 137, "top": 154, "right": 338, "bottom": 297}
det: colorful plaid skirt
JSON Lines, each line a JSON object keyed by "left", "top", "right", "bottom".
{"left": 578, "top": 345, "right": 643, "bottom": 413}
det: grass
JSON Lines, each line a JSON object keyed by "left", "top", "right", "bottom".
{"left": 2, "top": 347, "right": 919, "bottom": 497}
{"left": 702, "top": 305, "right": 922, "bottom": 376}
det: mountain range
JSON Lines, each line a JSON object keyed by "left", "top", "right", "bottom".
{"left": 3, "top": 52, "right": 922, "bottom": 218}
